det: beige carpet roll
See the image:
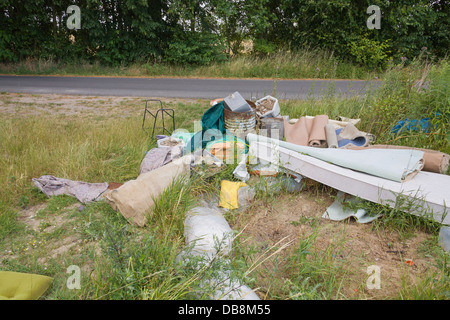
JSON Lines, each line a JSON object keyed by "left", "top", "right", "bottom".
{"left": 284, "top": 115, "right": 328, "bottom": 147}
{"left": 348, "top": 144, "right": 449, "bottom": 174}
{"left": 325, "top": 124, "right": 338, "bottom": 148}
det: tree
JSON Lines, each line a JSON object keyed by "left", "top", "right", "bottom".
{"left": 210, "top": 0, "right": 271, "bottom": 55}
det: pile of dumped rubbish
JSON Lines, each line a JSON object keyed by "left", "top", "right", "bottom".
{"left": 28, "top": 91, "right": 450, "bottom": 300}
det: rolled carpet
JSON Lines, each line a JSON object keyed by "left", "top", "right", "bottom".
{"left": 283, "top": 115, "right": 329, "bottom": 147}
{"left": 347, "top": 145, "right": 449, "bottom": 174}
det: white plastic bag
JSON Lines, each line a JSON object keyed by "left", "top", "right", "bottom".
{"left": 255, "top": 95, "right": 280, "bottom": 118}
{"left": 179, "top": 202, "right": 260, "bottom": 300}
{"left": 184, "top": 206, "right": 234, "bottom": 256}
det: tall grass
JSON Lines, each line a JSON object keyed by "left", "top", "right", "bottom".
{"left": 0, "top": 116, "right": 149, "bottom": 215}
{"left": 176, "top": 50, "right": 378, "bottom": 80}
{"left": 0, "top": 49, "right": 380, "bottom": 80}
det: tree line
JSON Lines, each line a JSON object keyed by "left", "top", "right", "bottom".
{"left": 1, "top": 0, "right": 448, "bottom": 69}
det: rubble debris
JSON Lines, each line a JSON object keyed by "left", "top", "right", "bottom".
{"left": 26, "top": 88, "right": 450, "bottom": 301}
{"left": 254, "top": 95, "right": 280, "bottom": 118}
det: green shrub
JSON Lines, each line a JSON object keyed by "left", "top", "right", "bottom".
{"left": 252, "top": 39, "right": 277, "bottom": 57}
{"left": 348, "top": 36, "right": 391, "bottom": 70}
{"left": 165, "top": 32, "right": 227, "bottom": 66}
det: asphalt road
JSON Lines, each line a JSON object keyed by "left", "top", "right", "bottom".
{"left": 0, "top": 75, "right": 381, "bottom": 99}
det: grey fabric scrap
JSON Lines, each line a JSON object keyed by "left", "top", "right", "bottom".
{"left": 139, "top": 146, "right": 181, "bottom": 175}
{"left": 32, "top": 175, "right": 109, "bottom": 204}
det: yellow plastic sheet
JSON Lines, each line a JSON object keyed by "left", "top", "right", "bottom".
{"left": 0, "top": 271, "right": 53, "bottom": 300}
{"left": 219, "top": 180, "right": 247, "bottom": 210}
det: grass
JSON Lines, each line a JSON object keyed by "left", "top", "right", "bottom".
{"left": 0, "top": 49, "right": 382, "bottom": 80}
{"left": 0, "top": 57, "right": 449, "bottom": 300}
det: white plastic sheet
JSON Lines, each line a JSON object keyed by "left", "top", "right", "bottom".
{"left": 322, "top": 191, "right": 381, "bottom": 223}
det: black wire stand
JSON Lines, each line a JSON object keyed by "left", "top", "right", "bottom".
{"left": 142, "top": 99, "right": 175, "bottom": 138}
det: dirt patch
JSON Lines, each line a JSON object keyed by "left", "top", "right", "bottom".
{"left": 16, "top": 203, "right": 48, "bottom": 232}
{"left": 2, "top": 202, "right": 83, "bottom": 261}
{"left": 0, "top": 92, "right": 202, "bottom": 118}
{"left": 37, "top": 235, "right": 84, "bottom": 264}
{"left": 236, "top": 191, "right": 438, "bottom": 299}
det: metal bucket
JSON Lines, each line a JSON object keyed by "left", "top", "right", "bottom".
{"left": 260, "top": 117, "right": 284, "bottom": 140}
{"left": 223, "top": 103, "right": 256, "bottom": 140}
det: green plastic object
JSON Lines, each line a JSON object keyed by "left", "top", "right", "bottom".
{"left": 0, "top": 271, "right": 53, "bottom": 300}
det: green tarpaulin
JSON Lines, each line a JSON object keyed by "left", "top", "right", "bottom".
{"left": 189, "top": 101, "right": 225, "bottom": 151}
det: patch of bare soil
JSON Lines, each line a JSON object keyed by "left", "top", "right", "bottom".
{"left": 0, "top": 93, "right": 202, "bottom": 118}
{"left": 16, "top": 203, "right": 48, "bottom": 232}
{"left": 37, "top": 235, "right": 85, "bottom": 265}
{"left": 3, "top": 202, "right": 99, "bottom": 266}
{"left": 236, "top": 191, "right": 438, "bottom": 299}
